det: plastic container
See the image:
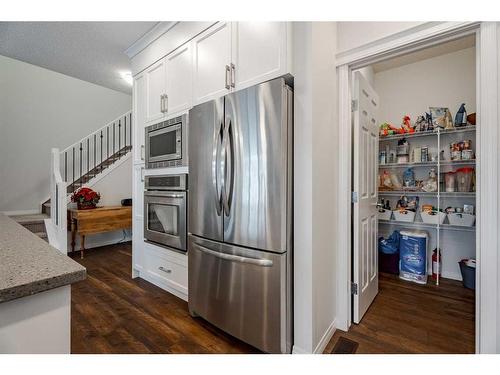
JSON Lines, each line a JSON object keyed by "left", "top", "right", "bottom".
{"left": 444, "top": 172, "right": 456, "bottom": 192}
{"left": 393, "top": 209, "right": 416, "bottom": 222}
{"left": 421, "top": 210, "right": 446, "bottom": 225}
{"left": 399, "top": 231, "right": 428, "bottom": 284}
{"left": 459, "top": 260, "right": 476, "bottom": 290}
{"left": 456, "top": 167, "right": 474, "bottom": 192}
{"left": 447, "top": 213, "right": 475, "bottom": 227}
{"left": 378, "top": 209, "right": 393, "bottom": 221}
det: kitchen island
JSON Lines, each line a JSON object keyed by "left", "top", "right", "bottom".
{"left": 0, "top": 213, "right": 86, "bottom": 353}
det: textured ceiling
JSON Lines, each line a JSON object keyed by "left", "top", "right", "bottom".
{"left": 0, "top": 22, "right": 159, "bottom": 94}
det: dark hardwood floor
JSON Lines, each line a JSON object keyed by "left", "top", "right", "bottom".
{"left": 324, "top": 272, "right": 475, "bottom": 354}
{"left": 70, "top": 242, "right": 259, "bottom": 354}
{"left": 71, "top": 243, "right": 475, "bottom": 354}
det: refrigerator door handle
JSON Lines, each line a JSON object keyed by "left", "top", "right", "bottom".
{"left": 221, "top": 118, "right": 234, "bottom": 216}
{"left": 192, "top": 242, "right": 274, "bottom": 267}
{"left": 213, "top": 121, "right": 224, "bottom": 216}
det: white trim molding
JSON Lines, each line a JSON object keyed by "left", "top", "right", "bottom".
{"left": 313, "top": 319, "right": 336, "bottom": 354}
{"left": 125, "top": 22, "right": 176, "bottom": 59}
{"left": 336, "top": 22, "right": 479, "bottom": 68}
{"left": 477, "top": 21, "right": 499, "bottom": 354}
{"left": 336, "top": 21, "right": 499, "bottom": 354}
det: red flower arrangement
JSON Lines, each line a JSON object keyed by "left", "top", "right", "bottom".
{"left": 71, "top": 187, "right": 101, "bottom": 210}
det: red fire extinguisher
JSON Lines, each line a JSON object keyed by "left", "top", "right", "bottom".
{"left": 432, "top": 248, "right": 442, "bottom": 279}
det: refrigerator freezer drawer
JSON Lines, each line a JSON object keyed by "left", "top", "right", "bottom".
{"left": 188, "top": 235, "right": 291, "bottom": 353}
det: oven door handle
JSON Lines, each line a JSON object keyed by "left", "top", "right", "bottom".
{"left": 192, "top": 242, "right": 273, "bottom": 267}
{"left": 144, "top": 191, "right": 185, "bottom": 198}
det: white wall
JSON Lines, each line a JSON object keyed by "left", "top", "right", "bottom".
{"left": 337, "top": 22, "right": 425, "bottom": 53}
{"left": 292, "top": 22, "right": 337, "bottom": 354}
{"left": 374, "top": 47, "right": 476, "bottom": 124}
{"left": 0, "top": 55, "right": 132, "bottom": 213}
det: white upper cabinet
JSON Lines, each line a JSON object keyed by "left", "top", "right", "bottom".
{"left": 232, "top": 22, "right": 288, "bottom": 91}
{"left": 165, "top": 43, "right": 193, "bottom": 115}
{"left": 192, "top": 22, "right": 232, "bottom": 104}
{"left": 145, "top": 59, "right": 167, "bottom": 124}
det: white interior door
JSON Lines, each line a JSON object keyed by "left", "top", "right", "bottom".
{"left": 353, "top": 71, "right": 379, "bottom": 324}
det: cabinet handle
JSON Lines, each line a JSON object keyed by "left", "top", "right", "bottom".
{"left": 160, "top": 94, "right": 164, "bottom": 113}
{"left": 159, "top": 266, "right": 172, "bottom": 274}
{"left": 141, "top": 167, "right": 145, "bottom": 182}
{"left": 225, "top": 65, "right": 231, "bottom": 90}
{"left": 141, "top": 145, "right": 145, "bottom": 160}
{"left": 230, "top": 63, "right": 235, "bottom": 88}
{"left": 165, "top": 94, "right": 168, "bottom": 113}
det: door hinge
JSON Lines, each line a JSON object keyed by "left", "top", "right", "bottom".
{"left": 351, "top": 282, "right": 358, "bottom": 295}
{"left": 351, "top": 100, "right": 358, "bottom": 112}
{"left": 351, "top": 191, "right": 358, "bottom": 203}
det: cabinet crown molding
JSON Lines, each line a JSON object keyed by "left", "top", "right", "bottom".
{"left": 125, "top": 22, "right": 178, "bottom": 59}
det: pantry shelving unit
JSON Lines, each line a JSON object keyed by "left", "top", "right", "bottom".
{"left": 378, "top": 125, "right": 477, "bottom": 286}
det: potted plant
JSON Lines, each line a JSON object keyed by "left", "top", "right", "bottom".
{"left": 71, "top": 187, "right": 101, "bottom": 210}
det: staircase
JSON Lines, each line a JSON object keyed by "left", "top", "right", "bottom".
{"left": 10, "top": 111, "right": 132, "bottom": 245}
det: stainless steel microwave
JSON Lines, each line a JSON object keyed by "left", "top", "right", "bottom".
{"left": 145, "top": 114, "right": 188, "bottom": 169}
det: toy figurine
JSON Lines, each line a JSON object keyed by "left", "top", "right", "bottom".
{"left": 455, "top": 103, "right": 467, "bottom": 127}
{"left": 444, "top": 109, "right": 454, "bottom": 130}
{"left": 425, "top": 112, "right": 434, "bottom": 131}
{"left": 379, "top": 122, "right": 399, "bottom": 137}
{"left": 414, "top": 115, "right": 427, "bottom": 132}
{"left": 402, "top": 115, "right": 414, "bottom": 133}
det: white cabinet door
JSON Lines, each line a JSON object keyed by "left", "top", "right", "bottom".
{"left": 132, "top": 165, "right": 145, "bottom": 277}
{"left": 165, "top": 43, "right": 193, "bottom": 115}
{"left": 132, "top": 73, "right": 147, "bottom": 164}
{"left": 145, "top": 58, "right": 167, "bottom": 124}
{"left": 232, "top": 22, "right": 287, "bottom": 91}
{"left": 192, "top": 22, "right": 232, "bottom": 104}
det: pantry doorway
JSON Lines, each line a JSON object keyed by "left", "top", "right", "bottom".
{"left": 336, "top": 22, "right": 499, "bottom": 354}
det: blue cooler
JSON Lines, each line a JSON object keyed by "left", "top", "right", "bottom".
{"left": 399, "top": 230, "right": 428, "bottom": 284}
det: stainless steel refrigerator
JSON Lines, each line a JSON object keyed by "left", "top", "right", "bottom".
{"left": 188, "top": 77, "right": 293, "bottom": 354}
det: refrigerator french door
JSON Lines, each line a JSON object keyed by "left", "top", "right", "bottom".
{"left": 188, "top": 78, "right": 293, "bottom": 354}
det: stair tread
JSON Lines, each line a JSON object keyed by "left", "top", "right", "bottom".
{"left": 9, "top": 214, "right": 50, "bottom": 224}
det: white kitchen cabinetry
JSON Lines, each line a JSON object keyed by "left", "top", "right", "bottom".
{"left": 192, "top": 22, "right": 289, "bottom": 104}
{"left": 131, "top": 164, "right": 145, "bottom": 278}
{"left": 165, "top": 43, "right": 193, "bottom": 115}
{"left": 192, "top": 22, "right": 232, "bottom": 104}
{"left": 145, "top": 59, "right": 167, "bottom": 124}
{"left": 232, "top": 22, "right": 288, "bottom": 91}
{"left": 132, "top": 73, "right": 147, "bottom": 164}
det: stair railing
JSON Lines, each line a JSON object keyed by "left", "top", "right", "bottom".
{"left": 48, "top": 148, "right": 68, "bottom": 253}
{"left": 60, "top": 111, "right": 132, "bottom": 192}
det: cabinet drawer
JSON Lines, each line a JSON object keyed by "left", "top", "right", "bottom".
{"left": 143, "top": 248, "right": 188, "bottom": 295}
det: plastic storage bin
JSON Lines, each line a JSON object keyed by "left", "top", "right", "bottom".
{"left": 447, "top": 213, "right": 475, "bottom": 227}
{"left": 456, "top": 167, "right": 474, "bottom": 192}
{"left": 459, "top": 260, "right": 476, "bottom": 290}
{"left": 378, "top": 209, "right": 393, "bottom": 221}
{"left": 393, "top": 209, "right": 416, "bottom": 223}
{"left": 421, "top": 210, "right": 446, "bottom": 225}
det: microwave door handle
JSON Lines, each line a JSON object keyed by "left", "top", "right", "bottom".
{"left": 213, "top": 121, "right": 224, "bottom": 216}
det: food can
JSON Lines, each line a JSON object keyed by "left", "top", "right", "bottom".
{"left": 463, "top": 204, "right": 475, "bottom": 215}
{"left": 461, "top": 149, "right": 474, "bottom": 160}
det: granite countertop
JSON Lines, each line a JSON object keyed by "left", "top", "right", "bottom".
{"left": 0, "top": 214, "right": 86, "bottom": 303}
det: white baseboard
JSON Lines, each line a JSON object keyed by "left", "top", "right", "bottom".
{"left": 313, "top": 319, "right": 337, "bottom": 354}
{"left": 1, "top": 209, "right": 40, "bottom": 216}
{"left": 291, "top": 319, "right": 337, "bottom": 354}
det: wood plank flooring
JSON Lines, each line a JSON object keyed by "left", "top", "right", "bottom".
{"left": 71, "top": 243, "right": 475, "bottom": 354}
{"left": 324, "top": 272, "right": 475, "bottom": 354}
{"left": 70, "top": 242, "right": 259, "bottom": 354}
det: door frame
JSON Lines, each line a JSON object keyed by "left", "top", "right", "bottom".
{"left": 336, "top": 22, "right": 499, "bottom": 354}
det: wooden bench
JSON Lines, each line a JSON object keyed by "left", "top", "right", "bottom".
{"left": 68, "top": 206, "right": 132, "bottom": 258}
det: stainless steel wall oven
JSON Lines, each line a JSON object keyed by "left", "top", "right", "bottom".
{"left": 144, "top": 174, "right": 187, "bottom": 252}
